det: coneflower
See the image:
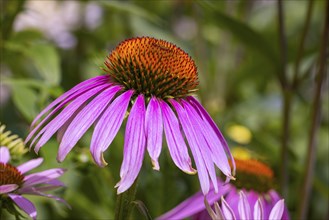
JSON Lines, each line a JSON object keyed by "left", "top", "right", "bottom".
{"left": 26, "top": 37, "right": 234, "bottom": 194}
{"left": 157, "top": 157, "right": 289, "bottom": 220}
{"left": 0, "top": 147, "right": 68, "bottom": 220}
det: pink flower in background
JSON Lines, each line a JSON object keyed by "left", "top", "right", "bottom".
{"left": 0, "top": 147, "right": 68, "bottom": 220}
{"left": 26, "top": 37, "right": 235, "bottom": 194}
{"left": 157, "top": 158, "right": 289, "bottom": 220}
{"left": 204, "top": 191, "right": 285, "bottom": 220}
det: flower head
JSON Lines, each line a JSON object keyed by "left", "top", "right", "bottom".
{"left": 0, "top": 122, "right": 28, "bottom": 159}
{"left": 26, "top": 37, "right": 235, "bottom": 194}
{"left": 157, "top": 157, "right": 289, "bottom": 220}
{"left": 205, "top": 191, "right": 285, "bottom": 220}
{"left": 0, "top": 147, "right": 68, "bottom": 220}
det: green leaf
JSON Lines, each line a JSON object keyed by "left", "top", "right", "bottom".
{"left": 24, "top": 43, "right": 61, "bottom": 85}
{"left": 101, "top": 1, "right": 164, "bottom": 25}
{"left": 199, "top": 1, "right": 278, "bottom": 67}
{"left": 11, "top": 84, "right": 39, "bottom": 122}
{"left": 5, "top": 41, "right": 61, "bottom": 85}
{"left": 132, "top": 200, "right": 153, "bottom": 220}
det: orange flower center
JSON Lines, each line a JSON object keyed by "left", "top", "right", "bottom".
{"left": 229, "top": 159, "right": 275, "bottom": 193}
{"left": 0, "top": 163, "right": 24, "bottom": 187}
{"left": 104, "top": 37, "right": 198, "bottom": 99}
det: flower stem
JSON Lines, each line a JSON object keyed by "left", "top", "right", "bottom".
{"left": 297, "top": 1, "right": 329, "bottom": 219}
{"left": 292, "top": 0, "right": 314, "bottom": 88}
{"left": 277, "top": 0, "right": 290, "bottom": 198}
{"left": 114, "top": 179, "right": 138, "bottom": 220}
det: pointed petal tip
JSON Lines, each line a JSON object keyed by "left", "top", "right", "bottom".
{"left": 56, "top": 155, "right": 64, "bottom": 163}
{"left": 151, "top": 160, "right": 160, "bottom": 171}
{"left": 114, "top": 181, "right": 126, "bottom": 194}
{"left": 184, "top": 167, "right": 197, "bottom": 175}
{"left": 100, "top": 153, "right": 108, "bottom": 167}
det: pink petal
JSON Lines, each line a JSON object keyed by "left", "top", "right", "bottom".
{"left": 184, "top": 100, "right": 232, "bottom": 179}
{"left": 159, "top": 100, "right": 196, "bottom": 174}
{"left": 254, "top": 199, "right": 264, "bottom": 220}
{"left": 19, "top": 179, "right": 65, "bottom": 194}
{"left": 221, "top": 196, "right": 236, "bottom": 220}
{"left": 145, "top": 97, "right": 163, "bottom": 170}
{"left": 22, "top": 188, "right": 71, "bottom": 209}
{"left": 188, "top": 96, "right": 236, "bottom": 176}
{"left": 30, "top": 75, "right": 108, "bottom": 127}
{"left": 171, "top": 99, "right": 215, "bottom": 195}
{"left": 0, "top": 146, "right": 10, "bottom": 163}
{"left": 17, "top": 158, "right": 43, "bottom": 174}
{"left": 238, "top": 191, "right": 251, "bottom": 219}
{"left": 269, "top": 199, "right": 285, "bottom": 220}
{"left": 57, "top": 85, "right": 121, "bottom": 162}
{"left": 156, "top": 183, "right": 231, "bottom": 220}
{"left": 8, "top": 194, "right": 37, "bottom": 220}
{"left": 116, "top": 95, "right": 146, "bottom": 194}
{"left": 26, "top": 76, "right": 109, "bottom": 144}
{"left": 0, "top": 184, "right": 18, "bottom": 194}
{"left": 33, "top": 84, "right": 109, "bottom": 153}
{"left": 23, "top": 168, "right": 66, "bottom": 187}
{"left": 90, "top": 90, "right": 134, "bottom": 167}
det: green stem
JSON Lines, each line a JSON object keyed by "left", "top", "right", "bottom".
{"left": 280, "top": 89, "right": 291, "bottom": 198}
{"left": 297, "top": 1, "right": 329, "bottom": 219}
{"left": 1, "top": 0, "right": 26, "bottom": 41}
{"left": 292, "top": 0, "right": 314, "bottom": 89}
{"left": 277, "top": 0, "right": 290, "bottom": 198}
{"left": 114, "top": 179, "right": 138, "bottom": 220}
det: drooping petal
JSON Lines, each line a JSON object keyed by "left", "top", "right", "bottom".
{"left": 56, "top": 108, "right": 81, "bottom": 143}
{"left": 19, "top": 179, "right": 65, "bottom": 194}
{"left": 23, "top": 168, "right": 66, "bottom": 187}
{"left": 8, "top": 194, "right": 37, "bottom": 220}
{"left": 268, "top": 190, "right": 290, "bottom": 220}
{"left": 205, "top": 199, "right": 224, "bottom": 220}
{"left": 21, "top": 188, "right": 71, "bottom": 209}
{"left": 183, "top": 100, "right": 232, "bottom": 179}
{"left": 214, "top": 201, "right": 224, "bottom": 220}
{"left": 31, "top": 75, "right": 108, "bottom": 127}
{"left": 254, "top": 199, "right": 264, "bottom": 220}
{"left": 269, "top": 199, "right": 285, "bottom": 220}
{"left": 156, "top": 183, "right": 231, "bottom": 220}
{"left": 187, "top": 96, "right": 236, "bottom": 176}
{"left": 57, "top": 86, "right": 122, "bottom": 162}
{"left": 238, "top": 191, "right": 251, "bottom": 219}
{"left": 221, "top": 196, "right": 236, "bottom": 220}
{"left": 225, "top": 187, "right": 240, "bottom": 216}
{"left": 26, "top": 76, "right": 109, "bottom": 144}
{"left": 91, "top": 90, "right": 134, "bottom": 167}
{"left": 33, "top": 84, "right": 109, "bottom": 153}
{"left": 159, "top": 100, "right": 196, "bottom": 174}
{"left": 171, "top": 99, "right": 214, "bottom": 195}
{"left": 115, "top": 95, "right": 146, "bottom": 194}
{"left": 17, "top": 158, "right": 43, "bottom": 174}
{"left": 0, "top": 146, "right": 10, "bottom": 163}
{"left": 145, "top": 96, "right": 163, "bottom": 170}
{"left": 0, "top": 184, "right": 18, "bottom": 194}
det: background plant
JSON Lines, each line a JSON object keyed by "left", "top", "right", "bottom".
{"left": 1, "top": 0, "right": 328, "bottom": 219}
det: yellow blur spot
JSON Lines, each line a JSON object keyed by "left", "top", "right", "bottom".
{"left": 232, "top": 147, "right": 252, "bottom": 160}
{"left": 226, "top": 124, "right": 252, "bottom": 144}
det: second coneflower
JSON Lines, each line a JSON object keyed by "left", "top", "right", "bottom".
{"left": 26, "top": 37, "right": 234, "bottom": 194}
{"left": 157, "top": 157, "right": 289, "bottom": 220}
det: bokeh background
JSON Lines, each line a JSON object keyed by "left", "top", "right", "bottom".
{"left": 1, "top": 0, "right": 328, "bottom": 219}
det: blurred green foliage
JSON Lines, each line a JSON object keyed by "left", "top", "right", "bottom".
{"left": 1, "top": 0, "right": 328, "bottom": 220}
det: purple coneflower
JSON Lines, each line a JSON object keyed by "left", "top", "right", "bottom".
{"left": 0, "top": 147, "right": 68, "bottom": 220}
{"left": 157, "top": 158, "right": 289, "bottom": 220}
{"left": 204, "top": 191, "right": 285, "bottom": 220}
{"left": 25, "top": 37, "right": 235, "bottom": 194}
